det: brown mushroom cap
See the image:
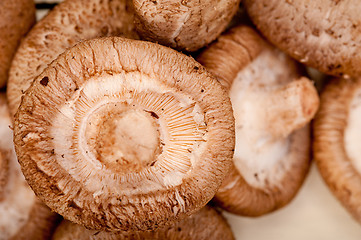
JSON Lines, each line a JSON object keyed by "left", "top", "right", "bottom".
{"left": 14, "top": 37, "right": 235, "bottom": 231}
{"left": 243, "top": 0, "right": 361, "bottom": 77}
{"left": 7, "top": 0, "right": 139, "bottom": 118}
{"left": 132, "top": 0, "right": 241, "bottom": 52}
{"left": 0, "top": 94, "right": 59, "bottom": 239}
{"left": 198, "top": 25, "right": 319, "bottom": 216}
{"left": 314, "top": 77, "right": 361, "bottom": 224}
{"left": 52, "top": 206, "right": 234, "bottom": 240}
{"left": 0, "top": 0, "right": 35, "bottom": 88}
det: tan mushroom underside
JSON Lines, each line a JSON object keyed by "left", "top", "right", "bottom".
{"left": 0, "top": 94, "right": 59, "bottom": 240}
{"left": 198, "top": 25, "right": 316, "bottom": 216}
{"left": 52, "top": 206, "right": 234, "bottom": 240}
{"left": 244, "top": 0, "right": 361, "bottom": 77}
{"left": 7, "top": 0, "right": 139, "bottom": 118}
{"left": 314, "top": 77, "right": 361, "bottom": 224}
{"left": 132, "top": 0, "right": 241, "bottom": 52}
{"left": 0, "top": 0, "right": 35, "bottom": 88}
{"left": 14, "top": 37, "right": 235, "bottom": 231}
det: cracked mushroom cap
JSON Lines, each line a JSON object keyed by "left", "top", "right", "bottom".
{"left": 244, "top": 0, "right": 361, "bottom": 77}
{"left": 314, "top": 77, "right": 361, "bottom": 224}
{"left": 0, "top": 0, "right": 35, "bottom": 88}
{"left": 197, "top": 25, "right": 319, "bottom": 216}
{"left": 0, "top": 94, "right": 59, "bottom": 240}
{"left": 7, "top": 0, "right": 139, "bottom": 118}
{"left": 14, "top": 37, "right": 235, "bottom": 231}
{"left": 132, "top": 0, "right": 241, "bottom": 52}
{"left": 52, "top": 206, "right": 235, "bottom": 240}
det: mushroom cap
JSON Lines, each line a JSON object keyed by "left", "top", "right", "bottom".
{"left": 7, "top": 0, "right": 139, "bottom": 118}
{"left": 52, "top": 206, "right": 235, "bottom": 240}
{"left": 314, "top": 77, "right": 361, "bottom": 224}
{"left": 14, "top": 37, "right": 235, "bottom": 231}
{"left": 132, "top": 0, "right": 241, "bottom": 52}
{"left": 0, "top": 0, "right": 35, "bottom": 88}
{"left": 244, "top": 0, "right": 361, "bottom": 77}
{"left": 198, "top": 25, "right": 315, "bottom": 216}
{"left": 0, "top": 93, "right": 59, "bottom": 240}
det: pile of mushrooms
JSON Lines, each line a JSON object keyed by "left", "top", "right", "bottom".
{"left": 1, "top": 0, "right": 361, "bottom": 239}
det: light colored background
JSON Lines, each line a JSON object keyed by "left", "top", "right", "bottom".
{"left": 34, "top": 1, "right": 361, "bottom": 238}
{"left": 225, "top": 164, "right": 361, "bottom": 239}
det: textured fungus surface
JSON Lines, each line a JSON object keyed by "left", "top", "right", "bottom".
{"left": 244, "top": 0, "right": 361, "bottom": 77}
{"left": 0, "top": 0, "right": 35, "bottom": 88}
{"left": 14, "top": 37, "right": 235, "bottom": 231}
{"left": 7, "top": 0, "right": 138, "bottom": 118}
{"left": 132, "top": 0, "right": 241, "bottom": 51}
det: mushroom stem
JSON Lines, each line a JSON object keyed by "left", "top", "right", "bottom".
{"left": 265, "top": 77, "right": 319, "bottom": 139}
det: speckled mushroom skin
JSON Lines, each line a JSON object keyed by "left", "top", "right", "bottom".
{"left": 132, "top": 0, "right": 241, "bottom": 52}
{"left": 314, "top": 78, "right": 361, "bottom": 224}
{"left": 13, "top": 37, "right": 235, "bottom": 231}
{"left": 52, "top": 206, "right": 235, "bottom": 240}
{"left": 0, "top": 0, "right": 35, "bottom": 88}
{"left": 244, "top": 0, "right": 361, "bottom": 77}
{"left": 198, "top": 25, "right": 313, "bottom": 216}
{"left": 7, "top": 0, "right": 138, "bottom": 118}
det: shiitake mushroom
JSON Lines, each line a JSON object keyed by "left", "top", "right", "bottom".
{"left": 13, "top": 37, "right": 235, "bottom": 231}
{"left": 198, "top": 25, "right": 319, "bottom": 216}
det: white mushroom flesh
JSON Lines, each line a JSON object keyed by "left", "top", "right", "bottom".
{"left": 230, "top": 47, "right": 318, "bottom": 190}
{"left": 49, "top": 72, "right": 207, "bottom": 197}
{"left": 230, "top": 49, "right": 295, "bottom": 188}
{"left": 344, "top": 88, "right": 361, "bottom": 175}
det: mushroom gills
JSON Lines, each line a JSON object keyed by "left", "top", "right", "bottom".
{"left": 50, "top": 73, "right": 207, "bottom": 196}
{"left": 14, "top": 37, "right": 235, "bottom": 231}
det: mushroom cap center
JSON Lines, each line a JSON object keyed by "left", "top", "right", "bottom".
{"left": 85, "top": 102, "right": 162, "bottom": 174}
{"left": 49, "top": 73, "right": 207, "bottom": 195}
